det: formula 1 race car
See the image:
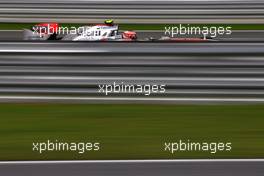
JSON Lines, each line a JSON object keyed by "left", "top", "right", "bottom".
{"left": 23, "top": 20, "right": 215, "bottom": 42}
{"left": 23, "top": 20, "right": 137, "bottom": 41}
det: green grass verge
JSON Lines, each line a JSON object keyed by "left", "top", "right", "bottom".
{"left": 0, "top": 23, "right": 264, "bottom": 30}
{"left": 0, "top": 104, "right": 263, "bottom": 160}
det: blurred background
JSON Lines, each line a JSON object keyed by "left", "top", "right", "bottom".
{"left": 0, "top": 0, "right": 263, "bottom": 164}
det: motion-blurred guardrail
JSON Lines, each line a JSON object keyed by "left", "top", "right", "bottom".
{"left": 0, "top": 0, "right": 264, "bottom": 23}
{"left": 1, "top": 42, "right": 264, "bottom": 54}
{"left": 0, "top": 42, "right": 264, "bottom": 104}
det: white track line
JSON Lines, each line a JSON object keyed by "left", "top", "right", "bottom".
{"left": 0, "top": 96, "right": 264, "bottom": 102}
{"left": 0, "top": 159, "right": 263, "bottom": 165}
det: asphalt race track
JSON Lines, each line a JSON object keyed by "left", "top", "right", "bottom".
{"left": 0, "top": 42, "right": 264, "bottom": 103}
{"left": 0, "top": 160, "right": 264, "bottom": 176}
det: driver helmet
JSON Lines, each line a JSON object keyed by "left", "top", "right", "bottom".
{"left": 104, "top": 19, "right": 114, "bottom": 26}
